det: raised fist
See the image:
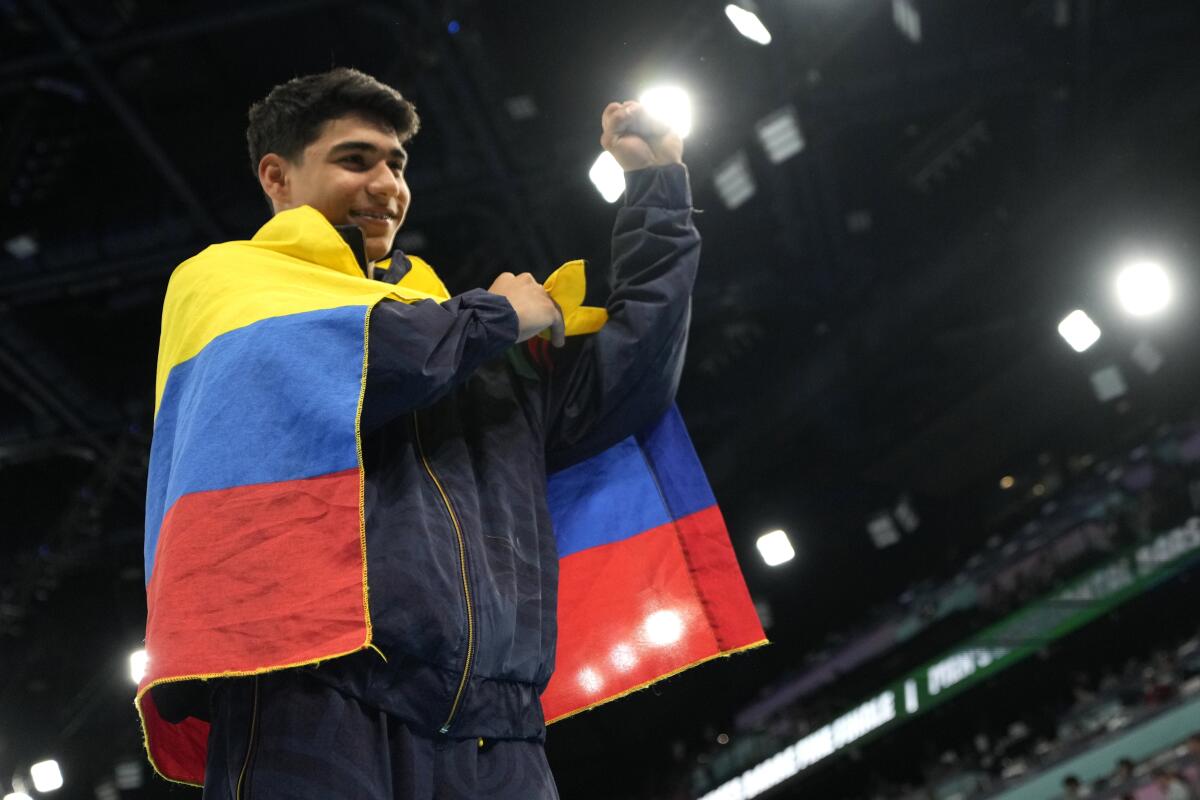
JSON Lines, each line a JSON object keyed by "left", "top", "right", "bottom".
{"left": 600, "top": 101, "right": 684, "bottom": 172}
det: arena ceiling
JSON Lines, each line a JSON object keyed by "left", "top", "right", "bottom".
{"left": 1, "top": 0, "right": 1199, "bottom": 797}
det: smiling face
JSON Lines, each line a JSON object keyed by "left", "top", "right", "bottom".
{"left": 258, "top": 114, "right": 410, "bottom": 262}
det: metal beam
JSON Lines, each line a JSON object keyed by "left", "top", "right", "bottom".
{"left": 0, "top": 0, "right": 338, "bottom": 80}
{"left": 701, "top": 69, "right": 1200, "bottom": 490}
{"left": 363, "top": 1, "right": 554, "bottom": 271}
{"left": 22, "top": 0, "right": 224, "bottom": 240}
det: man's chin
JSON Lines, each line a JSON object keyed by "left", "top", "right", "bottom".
{"left": 365, "top": 237, "right": 396, "bottom": 264}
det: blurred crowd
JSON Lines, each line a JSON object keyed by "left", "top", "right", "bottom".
{"left": 886, "top": 625, "right": 1200, "bottom": 800}
{"left": 680, "top": 417, "right": 1200, "bottom": 800}
{"left": 1062, "top": 729, "right": 1200, "bottom": 799}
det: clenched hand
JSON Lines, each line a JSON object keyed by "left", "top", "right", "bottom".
{"left": 487, "top": 272, "right": 565, "bottom": 347}
{"left": 600, "top": 100, "right": 684, "bottom": 172}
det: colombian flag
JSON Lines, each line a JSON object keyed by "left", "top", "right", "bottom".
{"left": 542, "top": 406, "right": 767, "bottom": 721}
{"left": 137, "top": 205, "right": 765, "bottom": 785}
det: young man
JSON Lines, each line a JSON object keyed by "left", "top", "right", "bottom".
{"left": 142, "top": 67, "right": 700, "bottom": 798}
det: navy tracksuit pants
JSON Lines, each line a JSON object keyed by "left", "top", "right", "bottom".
{"left": 201, "top": 670, "right": 559, "bottom": 799}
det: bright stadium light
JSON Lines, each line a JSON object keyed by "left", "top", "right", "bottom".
{"left": 589, "top": 151, "right": 625, "bottom": 203}
{"left": 892, "top": 0, "right": 922, "bottom": 43}
{"left": 725, "top": 4, "right": 772, "bottom": 45}
{"left": 638, "top": 86, "right": 692, "bottom": 138}
{"left": 714, "top": 151, "right": 756, "bottom": 210}
{"left": 756, "top": 106, "right": 805, "bottom": 164}
{"left": 129, "top": 649, "right": 148, "bottom": 684}
{"left": 3, "top": 793, "right": 33, "bottom": 800}
{"left": 1058, "top": 310, "right": 1101, "bottom": 353}
{"left": 757, "top": 529, "right": 795, "bottom": 566}
{"left": 1115, "top": 260, "right": 1171, "bottom": 317}
{"left": 30, "top": 760, "right": 63, "bottom": 792}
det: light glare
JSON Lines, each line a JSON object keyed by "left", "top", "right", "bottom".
{"left": 589, "top": 151, "right": 625, "bottom": 203}
{"left": 3, "top": 794, "right": 33, "bottom": 800}
{"left": 130, "top": 649, "right": 149, "bottom": 684}
{"left": 725, "top": 4, "right": 772, "bottom": 45}
{"left": 610, "top": 643, "right": 638, "bottom": 672}
{"left": 578, "top": 667, "right": 603, "bottom": 694}
{"left": 30, "top": 760, "right": 63, "bottom": 792}
{"left": 1115, "top": 260, "right": 1171, "bottom": 317}
{"left": 638, "top": 86, "right": 692, "bottom": 139}
{"left": 1057, "top": 310, "right": 1101, "bottom": 352}
{"left": 643, "top": 609, "right": 684, "bottom": 645}
{"left": 757, "top": 529, "right": 795, "bottom": 566}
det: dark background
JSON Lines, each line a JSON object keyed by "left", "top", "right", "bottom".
{"left": 1, "top": 0, "right": 1199, "bottom": 798}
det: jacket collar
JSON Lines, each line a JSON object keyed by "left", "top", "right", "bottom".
{"left": 249, "top": 205, "right": 411, "bottom": 284}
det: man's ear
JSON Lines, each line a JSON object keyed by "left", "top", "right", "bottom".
{"left": 257, "top": 154, "right": 290, "bottom": 213}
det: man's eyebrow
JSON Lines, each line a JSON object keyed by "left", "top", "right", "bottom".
{"left": 328, "top": 141, "right": 408, "bottom": 162}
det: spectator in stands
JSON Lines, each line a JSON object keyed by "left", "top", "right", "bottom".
{"left": 1110, "top": 757, "right": 1136, "bottom": 786}
{"left": 1153, "top": 768, "right": 1195, "bottom": 800}
{"left": 1185, "top": 736, "right": 1200, "bottom": 797}
{"left": 1063, "top": 774, "right": 1089, "bottom": 798}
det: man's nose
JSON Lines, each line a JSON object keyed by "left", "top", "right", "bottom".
{"left": 367, "top": 162, "right": 402, "bottom": 198}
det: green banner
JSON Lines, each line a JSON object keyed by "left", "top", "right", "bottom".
{"left": 699, "top": 517, "right": 1200, "bottom": 800}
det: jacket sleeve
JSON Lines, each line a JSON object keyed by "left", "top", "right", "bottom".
{"left": 360, "top": 288, "right": 519, "bottom": 433}
{"left": 542, "top": 163, "right": 700, "bottom": 471}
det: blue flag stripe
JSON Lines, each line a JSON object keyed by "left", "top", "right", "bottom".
{"left": 636, "top": 406, "right": 717, "bottom": 519}
{"left": 547, "top": 437, "right": 671, "bottom": 558}
{"left": 548, "top": 408, "right": 716, "bottom": 558}
{"left": 145, "top": 306, "right": 367, "bottom": 579}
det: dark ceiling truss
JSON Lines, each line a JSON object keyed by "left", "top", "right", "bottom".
{"left": 21, "top": 0, "right": 223, "bottom": 240}
{"left": 364, "top": 0, "right": 557, "bottom": 274}
{"left": 0, "top": 0, "right": 340, "bottom": 83}
{"left": 703, "top": 59, "right": 1200, "bottom": 492}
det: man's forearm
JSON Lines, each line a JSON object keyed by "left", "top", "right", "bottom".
{"left": 360, "top": 290, "right": 519, "bottom": 433}
{"left": 543, "top": 164, "right": 700, "bottom": 468}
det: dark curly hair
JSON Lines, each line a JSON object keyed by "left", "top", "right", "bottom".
{"left": 246, "top": 67, "right": 420, "bottom": 175}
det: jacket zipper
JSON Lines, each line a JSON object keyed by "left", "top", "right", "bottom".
{"left": 412, "top": 412, "right": 475, "bottom": 734}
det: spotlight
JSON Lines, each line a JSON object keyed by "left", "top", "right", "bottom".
{"left": 713, "top": 152, "right": 756, "bottom": 210}
{"left": 1057, "top": 310, "right": 1101, "bottom": 353}
{"left": 638, "top": 86, "right": 692, "bottom": 138}
{"left": 589, "top": 151, "right": 625, "bottom": 203}
{"left": 755, "top": 106, "right": 805, "bottom": 164}
{"left": 129, "top": 649, "right": 148, "bottom": 684}
{"left": 1115, "top": 260, "right": 1171, "bottom": 317}
{"left": 30, "top": 760, "right": 63, "bottom": 792}
{"left": 4, "top": 233, "right": 38, "bottom": 259}
{"left": 114, "top": 759, "right": 144, "bottom": 790}
{"left": 867, "top": 513, "right": 901, "bottom": 549}
{"left": 756, "top": 529, "right": 794, "bottom": 566}
{"left": 892, "top": 0, "right": 922, "bottom": 43}
{"left": 724, "top": 4, "right": 772, "bottom": 45}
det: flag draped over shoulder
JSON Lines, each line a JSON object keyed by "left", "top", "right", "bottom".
{"left": 137, "top": 204, "right": 765, "bottom": 785}
{"left": 541, "top": 406, "right": 767, "bottom": 721}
